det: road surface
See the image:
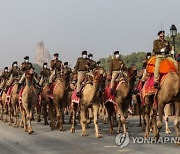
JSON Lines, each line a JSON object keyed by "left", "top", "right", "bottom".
{"left": 0, "top": 116, "right": 179, "bottom": 154}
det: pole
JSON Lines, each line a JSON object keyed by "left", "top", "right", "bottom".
{"left": 172, "top": 37, "right": 176, "bottom": 59}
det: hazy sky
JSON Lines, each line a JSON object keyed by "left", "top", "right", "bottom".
{"left": 0, "top": 0, "right": 180, "bottom": 69}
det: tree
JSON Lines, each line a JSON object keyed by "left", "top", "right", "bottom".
{"left": 99, "top": 52, "right": 146, "bottom": 71}
{"left": 166, "top": 33, "right": 180, "bottom": 54}
{"left": 33, "top": 63, "right": 42, "bottom": 74}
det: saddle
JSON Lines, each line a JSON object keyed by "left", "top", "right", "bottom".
{"left": 146, "top": 56, "right": 177, "bottom": 74}
{"left": 104, "top": 78, "right": 125, "bottom": 103}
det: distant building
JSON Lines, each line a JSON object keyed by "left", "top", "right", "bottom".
{"left": 35, "top": 40, "right": 51, "bottom": 67}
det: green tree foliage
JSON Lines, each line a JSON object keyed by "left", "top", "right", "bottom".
{"left": 99, "top": 52, "right": 146, "bottom": 71}
{"left": 33, "top": 63, "right": 42, "bottom": 74}
{"left": 166, "top": 33, "right": 180, "bottom": 54}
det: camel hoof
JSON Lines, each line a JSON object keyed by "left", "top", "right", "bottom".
{"left": 165, "top": 130, "right": 171, "bottom": 134}
{"left": 9, "top": 123, "right": 13, "bottom": 126}
{"left": 144, "top": 133, "right": 149, "bottom": 139}
{"left": 81, "top": 132, "right": 88, "bottom": 136}
{"left": 37, "top": 119, "right": 41, "bottom": 122}
{"left": 59, "top": 128, "right": 65, "bottom": 131}
{"left": 28, "top": 130, "right": 34, "bottom": 134}
{"left": 96, "top": 133, "right": 101, "bottom": 138}
{"left": 44, "top": 121, "right": 49, "bottom": 125}
{"left": 14, "top": 125, "right": 18, "bottom": 128}
{"left": 70, "top": 128, "right": 75, "bottom": 133}
{"left": 24, "top": 128, "right": 28, "bottom": 132}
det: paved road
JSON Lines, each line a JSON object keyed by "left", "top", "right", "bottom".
{"left": 0, "top": 116, "right": 179, "bottom": 154}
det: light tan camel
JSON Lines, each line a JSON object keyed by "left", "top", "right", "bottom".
{"left": 20, "top": 71, "right": 38, "bottom": 134}
{"left": 156, "top": 71, "right": 180, "bottom": 144}
{"left": 70, "top": 68, "right": 105, "bottom": 138}
{"left": 8, "top": 83, "right": 19, "bottom": 127}
{"left": 0, "top": 91, "right": 8, "bottom": 123}
{"left": 50, "top": 69, "right": 70, "bottom": 131}
{"left": 106, "top": 66, "right": 137, "bottom": 134}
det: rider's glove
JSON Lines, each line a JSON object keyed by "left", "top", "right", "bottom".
{"left": 160, "top": 48, "right": 165, "bottom": 53}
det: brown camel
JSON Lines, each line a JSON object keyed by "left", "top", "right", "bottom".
{"left": 50, "top": 69, "right": 70, "bottom": 131}
{"left": 0, "top": 91, "right": 8, "bottom": 123}
{"left": 8, "top": 82, "right": 19, "bottom": 127}
{"left": 156, "top": 71, "right": 180, "bottom": 144}
{"left": 41, "top": 83, "right": 50, "bottom": 125}
{"left": 20, "top": 70, "right": 38, "bottom": 134}
{"left": 70, "top": 68, "right": 105, "bottom": 138}
{"left": 113, "top": 66, "right": 137, "bottom": 134}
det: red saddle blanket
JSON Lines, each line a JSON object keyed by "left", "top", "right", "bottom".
{"left": 48, "top": 82, "right": 59, "bottom": 99}
{"left": 104, "top": 79, "right": 125, "bottom": 103}
{"left": 71, "top": 89, "right": 80, "bottom": 104}
{"left": 146, "top": 56, "right": 177, "bottom": 74}
{"left": 141, "top": 74, "right": 167, "bottom": 109}
{"left": 19, "top": 87, "right": 25, "bottom": 99}
{"left": 6, "top": 85, "right": 14, "bottom": 96}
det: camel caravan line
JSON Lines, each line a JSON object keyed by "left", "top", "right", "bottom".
{"left": 0, "top": 53, "right": 179, "bottom": 145}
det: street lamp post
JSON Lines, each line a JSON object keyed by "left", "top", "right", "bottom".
{"left": 170, "top": 24, "right": 177, "bottom": 58}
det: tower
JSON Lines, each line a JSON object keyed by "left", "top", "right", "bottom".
{"left": 35, "top": 40, "right": 51, "bottom": 67}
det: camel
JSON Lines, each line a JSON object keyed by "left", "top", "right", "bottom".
{"left": 0, "top": 91, "right": 8, "bottom": 123}
{"left": 50, "top": 69, "right": 70, "bottom": 131}
{"left": 41, "top": 83, "right": 50, "bottom": 125}
{"left": 20, "top": 70, "right": 38, "bottom": 134}
{"left": 156, "top": 71, "right": 180, "bottom": 144}
{"left": 106, "top": 66, "right": 137, "bottom": 134}
{"left": 8, "top": 82, "right": 19, "bottom": 127}
{"left": 133, "top": 76, "right": 172, "bottom": 139}
{"left": 70, "top": 68, "right": 105, "bottom": 138}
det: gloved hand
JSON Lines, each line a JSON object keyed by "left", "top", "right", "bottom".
{"left": 160, "top": 48, "right": 165, "bottom": 53}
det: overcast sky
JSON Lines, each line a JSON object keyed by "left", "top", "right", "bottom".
{"left": 0, "top": 0, "right": 180, "bottom": 69}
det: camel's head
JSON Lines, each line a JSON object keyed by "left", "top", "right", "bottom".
{"left": 127, "top": 65, "right": 137, "bottom": 79}
{"left": 61, "top": 68, "right": 71, "bottom": 81}
{"left": 93, "top": 68, "right": 105, "bottom": 81}
{"left": 25, "top": 69, "right": 34, "bottom": 81}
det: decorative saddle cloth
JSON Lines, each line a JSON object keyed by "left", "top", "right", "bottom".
{"left": 146, "top": 56, "right": 177, "bottom": 74}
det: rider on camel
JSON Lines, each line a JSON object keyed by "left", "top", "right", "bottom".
{"left": 153, "top": 31, "right": 178, "bottom": 89}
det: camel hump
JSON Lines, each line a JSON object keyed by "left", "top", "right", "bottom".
{"left": 146, "top": 56, "right": 177, "bottom": 74}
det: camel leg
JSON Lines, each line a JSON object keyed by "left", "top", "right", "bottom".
{"left": 142, "top": 108, "right": 146, "bottom": 131}
{"left": 93, "top": 104, "right": 101, "bottom": 138}
{"left": 80, "top": 107, "right": 87, "bottom": 136}
{"left": 116, "top": 100, "right": 127, "bottom": 134}
{"left": 59, "top": 106, "right": 65, "bottom": 131}
{"left": 138, "top": 100, "right": 142, "bottom": 127}
{"left": 144, "top": 97, "right": 151, "bottom": 139}
{"left": 117, "top": 116, "right": 122, "bottom": 133}
{"left": 108, "top": 107, "right": 114, "bottom": 134}
{"left": 70, "top": 103, "right": 78, "bottom": 133}
{"left": 49, "top": 99, "right": 56, "bottom": 130}
{"left": 42, "top": 101, "right": 49, "bottom": 125}
{"left": 27, "top": 110, "right": 33, "bottom": 134}
{"left": 164, "top": 104, "right": 171, "bottom": 134}
{"left": 36, "top": 104, "right": 41, "bottom": 122}
{"left": 152, "top": 109, "right": 158, "bottom": 140}
{"left": 174, "top": 102, "right": 180, "bottom": 144}
{"left": 8, "top": 103, "right": 13, "bottom": 126}
{"left": 22, "top": 110, "right": 27, "bottom": 132}
{"left": 157, "top": 102, "right": 165, "bottom": 137}
{"left": 14, "top": 104, "right": 19, "bottom": 127}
